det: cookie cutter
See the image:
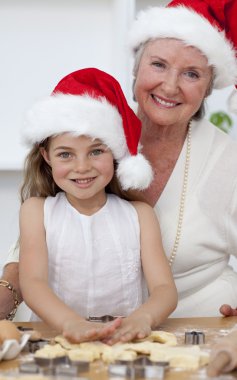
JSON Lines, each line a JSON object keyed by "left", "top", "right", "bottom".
{"left": 108, "top": 356, "right": 169, "bottom": 379}
{"left": 22, "top": 356, "right": 90, "bottom": 377}
{"left": 27, "top": 339, "right": 49, "bottom": 353}
{"left": 54, "top": 363, "right": 80, "bottom": 377}
{"left": 34, "top": 355, "right": 68, "bottom": 367}
{"left": 185, "top": 331, "right": 205, "bottom": 344}
{"left": 17, "top": 326, "right": 34, "bottom": 332}
{"left": 18, "top": 325, "right": 44, "bottom": 343}
{"left": 19, "top": 361, "right": 40, "bottom": 374}
{"left": 87, "top": 315, "right": 123, "bottom": 322}
{"left": 67, "top": 358, "right": 90, "bottom": 372}
{"left": 20, "top": 360, "right": 55, "bottom": 377}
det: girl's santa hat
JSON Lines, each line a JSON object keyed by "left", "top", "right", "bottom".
{"left": 22, "top": 68, "right": 153, "bottom": 190}
{"left": 128, "top": 0, "right": 237, "bottom": 89}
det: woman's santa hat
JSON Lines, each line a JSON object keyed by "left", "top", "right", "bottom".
{"left": 128, "top": 0, "right": 237, "bottom": 89}
{"left": 22, "top": 68, "right": 153, "bottom": 190}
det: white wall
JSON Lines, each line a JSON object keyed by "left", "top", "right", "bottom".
{"left": 0, "top": 0, "right": 136, "bottom": 320}
{"left": 0, "top": 0, "right": 237, "bottom": 320}
{"left": 0, "top": 0, "right": 124, "bottom": 170}
{"left": 0, "top": 171, "right": 22, "bottom": 264}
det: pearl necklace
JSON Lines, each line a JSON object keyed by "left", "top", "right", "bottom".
{"left": 169, "top": 121, "right": 192, "bottom": 266}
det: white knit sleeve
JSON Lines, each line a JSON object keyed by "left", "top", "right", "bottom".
{"left": 4, "top": 242, "right": 19, "bottom": 264}
{"left": 227, "top": 180, "right": 237, "bottom": 258}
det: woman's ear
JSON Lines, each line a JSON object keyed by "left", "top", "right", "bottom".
{"left": 132, "top": 78, "right": 137, "bottom": 102}
{"left": 205, "top": 83, "right": 213, "bottom": 98}
{"left": 205, "top": 71, "right": 214, "bottom": 98}
{"left": 40, "top": 147, "right": 51, "bottom": 166}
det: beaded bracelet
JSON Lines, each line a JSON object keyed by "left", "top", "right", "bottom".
{"left": 0, "top": 279, "right": 21, "bottom": 320}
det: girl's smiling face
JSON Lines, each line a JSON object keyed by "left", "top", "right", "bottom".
{"left": 41, "top": 133, "right": 114, "bottom": 211}
{"left": 134, "top": 38, "right": 213, "bottom": 130}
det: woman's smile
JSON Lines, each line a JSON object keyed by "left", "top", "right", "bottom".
{"left": 151, "top": 94, "right": 180, "bottom": 108}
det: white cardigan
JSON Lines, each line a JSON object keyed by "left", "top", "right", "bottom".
{"left": 155, "top": 119, "right": 237, "bottom": 317}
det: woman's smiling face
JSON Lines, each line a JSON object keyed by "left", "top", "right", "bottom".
{"left": 134, "top": 38, "right": 212, "bottom": 129}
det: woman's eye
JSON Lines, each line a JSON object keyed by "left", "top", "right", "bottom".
{"left": 152, "top": 61, "right": 166, "bottom": 70}
{"left": 184, "top": 71, "right": 200, "bottom": 80}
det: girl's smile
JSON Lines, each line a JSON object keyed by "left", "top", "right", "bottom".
{"left": 73, "top": 177, "right": 97, "bottom": 186}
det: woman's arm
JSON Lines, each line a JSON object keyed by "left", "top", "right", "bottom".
{"left": 0, "top": 262, "right": 22, "bottom": 320}
{"left": 220, "top": 175, "right": 237, "bottom": 317}
{"left": 105, "top": 201, "right": 177, "bottom": 344}
{"left": 19, "top": 197, "right": 120, "bottom": 340}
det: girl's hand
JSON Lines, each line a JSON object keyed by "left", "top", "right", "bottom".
{"left": 63, "top": 317, "right": 122, "bottom": 343}
{"left": 103, "top": 315, "right": 151, "bottom": 345}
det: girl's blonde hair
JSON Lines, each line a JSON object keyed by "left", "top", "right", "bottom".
{"left": 20, "top": 137, "right": 146, "bottom": 204}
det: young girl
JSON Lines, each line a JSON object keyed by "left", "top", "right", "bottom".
{"left": 19, "top": 68, "right": 177, "bottom": 344}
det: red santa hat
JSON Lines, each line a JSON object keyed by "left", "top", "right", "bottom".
{"left": 224, "top": 0, "right": 237, "bottom": 114}
{"left": 22, "top": 68, "right": 153, "bottom": 190}
{"left": 128, "top": 0, "right": 237, "bottom": 89}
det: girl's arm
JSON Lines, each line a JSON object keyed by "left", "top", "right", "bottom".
{"left": 19, "top": 197, "right": 121, "bottom": 341}
{"left": 105, "top": 201, "right": 177, "bottom": 344}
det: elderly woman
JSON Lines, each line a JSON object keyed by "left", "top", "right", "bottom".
{"left": 1, "top": 0, "right": 237, "bottom": 320}
{"left": 127, "top": 0, "right": 237, "bottom": 317}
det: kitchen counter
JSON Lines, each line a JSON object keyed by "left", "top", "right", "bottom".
{"left": 0, "top": 317, "right": 237, "bottom": 379}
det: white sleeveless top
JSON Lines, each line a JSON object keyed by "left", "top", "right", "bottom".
{"left": 31, "top": 192, "right": 145, "bottom": 321}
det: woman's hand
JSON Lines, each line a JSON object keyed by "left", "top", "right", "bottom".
{"left": 219, "top": 304, "right": 237, "bottom": 317}
{"left": 103, "top": 314, "right": 151, "bottom": 345}
{"left": 63, "top": 317, "right": 122, "bottom": 343}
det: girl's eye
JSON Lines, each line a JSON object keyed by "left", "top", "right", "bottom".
{"left": 184, "top": 71, "right": 200, "bottom": 80}
{"left": 90, "top": 149, "right": 103, "bottom": 156}
{"left": 58, "top": 152, "right": 71, "bottom": 159}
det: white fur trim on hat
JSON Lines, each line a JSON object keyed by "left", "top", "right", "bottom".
{"left": 22, "top": 93, "right": 127, "bottom": 160}
{"left": 117, "top": 153, "right": 153, "bottom": 190}
{"left": 128, "top": 6, "right": 237, "bottom": 89}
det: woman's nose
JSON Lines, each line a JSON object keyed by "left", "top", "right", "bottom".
{"left": 160, "top": 69, "right": 180, "bottom": 95}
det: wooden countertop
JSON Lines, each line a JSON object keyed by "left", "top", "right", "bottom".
{"left": 0, "top": 317, "right": 237, "bottom": 379}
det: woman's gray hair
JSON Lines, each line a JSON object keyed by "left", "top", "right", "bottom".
{"left": 133, "top": 43, "right": 147, "bottom": 77}
{"left": 132, "top": 40, "right": 215, "bottom": 121}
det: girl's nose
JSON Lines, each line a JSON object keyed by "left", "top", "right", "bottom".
{"left": 73, "top": 157, "right": 91, "bottom": 173}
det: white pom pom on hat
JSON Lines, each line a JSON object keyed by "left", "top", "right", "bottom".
{"left": 22, "top": 68, "right": 153, "bottom": 191}
{"left": 117, "top": 153, "right": 153, "bottom": 191}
